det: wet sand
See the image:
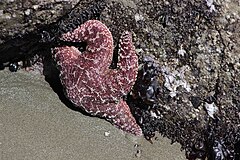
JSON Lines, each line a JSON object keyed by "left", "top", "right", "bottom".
{"left": 0, "top": 70, "right": 186, "bottom": 160}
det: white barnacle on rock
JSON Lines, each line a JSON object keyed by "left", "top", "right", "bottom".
{"left": 24, "top": 9, "right": 31, "bottom": 16}
{"left": 177, "top": 45, "right": 186, "bottom": 56}
{"left": 204, "top": 102, "right": 218, "bottom": 118}
{"left": 134, "top": 13, "right": 144, "bottom": 22}
{"left": 0, "top": 10, "right": 3, "bottom": 16}
{"left": 205, "top": 0, "right": 216, "bottom": 12}
{"left": 161, "top": 66, "right": 191, "bottom": 97}
{"left": 150, "top": 110, "right": 160, "bottom": 119}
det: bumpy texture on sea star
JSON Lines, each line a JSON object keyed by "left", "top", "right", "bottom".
{"left": 53, "top": 20, "right": 142, "bottom": 135}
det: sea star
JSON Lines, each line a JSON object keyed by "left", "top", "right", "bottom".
{"left": 53, "top": 20, "right": 142, "bottom": 136}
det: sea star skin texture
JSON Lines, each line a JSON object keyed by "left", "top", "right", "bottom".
{"left": 53, "top": 20, "right": 142, "bottom": 136}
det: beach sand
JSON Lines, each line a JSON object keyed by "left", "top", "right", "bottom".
{"left": 0, "top": 70, "right": 186, "bottom": 160}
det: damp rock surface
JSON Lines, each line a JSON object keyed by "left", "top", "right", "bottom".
{"left": 103, "top": 0, "right": 239, "bottom": 159}
{"left": 0, "top": 0, "right": 79, "bottom": 42}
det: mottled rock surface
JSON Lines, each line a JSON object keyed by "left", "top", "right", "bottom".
{"left": 0, "top": 0, "right": 79, "bottom": 42}
{"left": 0, "top": 0, "right": 239, "bottom": 159}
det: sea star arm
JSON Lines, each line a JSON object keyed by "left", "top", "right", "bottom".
{"left": 83, "top": 99, "right": 142, "bottom": 136}
{"left": 60, "top": 20, "right": 113, "bottom": 71}
{"left": 103, "top": 31, "right": 138, "bottom": 99}
{"left": 54, "top": 46, "right": 84, "bottom": 90}
{"left": 53, "top": 20, "right": 114, "bottom": 103}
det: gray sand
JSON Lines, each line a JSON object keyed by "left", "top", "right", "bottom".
{"left": 0, "top": 70, "right": 185, "bottom": 160}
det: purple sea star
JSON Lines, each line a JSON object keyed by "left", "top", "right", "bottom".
{"left": 53, "top": 20, "right": 142, "bottom": 136}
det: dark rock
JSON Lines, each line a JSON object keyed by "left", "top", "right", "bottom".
{"left": 190, "top": 96, "right": 202, "bottom": 109}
